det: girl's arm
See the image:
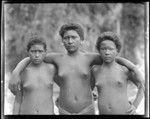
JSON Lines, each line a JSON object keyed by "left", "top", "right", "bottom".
{"left": 89, "top": 53, "right": 103, "bottom": 66}
{"left": 44, "top": 53, "right": 60, "bottom": 64}
{"left": 115, "top": 57, "right": 136, "bottom": 71}
{"left": 128, "top": 71, "right": 145, "bottom": 109}
{"left": 9, "top": 57, "right": 30, "bottom": 94}
{"left": 12, "top": 85, "right": 22, "bottom": 114}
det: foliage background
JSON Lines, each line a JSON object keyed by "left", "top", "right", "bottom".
{"left": 4, "top": 3, "right": 145, "bottom": 114}
{"left": 4, "top": 3, "right": 145, "bottom": 72}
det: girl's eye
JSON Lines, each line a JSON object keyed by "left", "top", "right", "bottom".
{"left": 31, "top": 50, "right": 36, "bottom": 53}
{"left": 100, "top": 48, "right": 106, "bottom": 50}
{"left": 72, "top": 36, "right": 77, "bottom": 39}
{"left": 100, "top": 47, "right": 114, "bottom": 51}
{"left": 31, "top": 50, "right": 44, "bottom": 53}
{"left": 39, "top": 50, "right": 44, "bottom": 53}
{"left": 108, "top": 48, "right": 115, "bottom": 50}
{"left": 64, "top": 36, "right": 77, "bottom": 40}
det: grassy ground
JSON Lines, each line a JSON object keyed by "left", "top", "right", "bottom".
{"left": 4, "top": 72, "right": 145, "bottom": 115}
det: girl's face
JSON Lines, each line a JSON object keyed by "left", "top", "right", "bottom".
{"left": 28, "top": 44, "right": 46, "bottom": 65}
{"left": 100, "top": 40, "right": 118, "bottom": 63}
{"left": 62, "top": 30, "right": 81, "bottom": 54}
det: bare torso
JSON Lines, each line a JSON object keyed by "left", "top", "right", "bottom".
{"left": 19, "top": 63, "right": 55, "bottom": 115}
{"left": 52, "top": 52, "right": 96, "bottom": 113}
{"left": 92, "top": 62, "right": 131, "bottom": 114}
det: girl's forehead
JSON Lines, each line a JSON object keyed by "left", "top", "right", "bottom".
{"left": 100, "top": 40, "right": 116, "bottom": 46}
{"left": 30, "top": 44, "right": 44, "bottom": 49}
{"left": 64, "top": 30, "right": 79, "bottom": 36}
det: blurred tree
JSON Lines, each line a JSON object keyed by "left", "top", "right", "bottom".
{"left": 121, "top": 3, "right": 144, "bottom": 64}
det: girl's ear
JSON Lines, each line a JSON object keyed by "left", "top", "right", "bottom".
{"left": 78, "top": 41, "right": 82, "bottom": 50}
{"left": 116, "top": 50, "right": 119, "bottom": 56}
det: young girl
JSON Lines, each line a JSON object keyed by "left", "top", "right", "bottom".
{"left": 92, "top": 32, "right": 144, "bottom": 115}
{"left": 9, "top": 37, "right": 56, "bottom": 115}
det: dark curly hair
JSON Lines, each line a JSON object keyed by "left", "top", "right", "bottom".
{"left": 59, "top": 23, "right": 84, "bottom": 41}
{"left": 96, "top": 32, "right": 121, "bottom": 53}
{"left": 27, "top": 36, "right": 47, "bottom": 51}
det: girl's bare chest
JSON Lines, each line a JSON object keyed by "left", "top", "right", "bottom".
{"left": 94, "top": 68, "right": 127, "bottom": 87}
{"left": 21, "top": 68, "right": 53, "bottom": 89}
{"left": 57, "top": 59, "right": 90, "bottom": 77}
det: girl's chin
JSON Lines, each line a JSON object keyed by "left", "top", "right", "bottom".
{"left": 32, "top": 60, "right": 42, "bottom": 65}
{"left": 104, "top": 59, "right": 113, "bottom": 63}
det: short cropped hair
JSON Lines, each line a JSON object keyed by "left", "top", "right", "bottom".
{"left": 96, "top": 32, "right": 121, "bottom": 53}
{"left": 27, "top": 37, "right": 47, "bottom": 51}
{"left": 59, "top": 23, "right": 84, "bottom": 41}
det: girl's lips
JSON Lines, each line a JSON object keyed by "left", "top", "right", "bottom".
{"left": 68, "top": 45, "right": 74, "bottom": 47}
{"left": 34, "top": 59, "right": 40, "bottom": 62}
{"left": 104, "top": 57, "right": 111, "bottom": 60}
{"left": 105, "top": 56, "right": 111, "bottom": 59}
{"left": 67, "top": 45, "right": 75, "bottom": 49}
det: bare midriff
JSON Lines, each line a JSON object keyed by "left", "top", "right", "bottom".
{"left": 97, "top": 86, "right": 130, "bottom": 114}
{"left": 20, "top": 87, "right": 53, "bottom": 114}
{"left": 53, "top": 53, "right": 96, "bottom": 114}
{"left": 94, "top": 63, "right": 131, "bottom": 114}
{"left": 57, "top": 75, "right": 93, "bottom": 113}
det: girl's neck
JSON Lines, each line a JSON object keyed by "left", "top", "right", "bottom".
{"left": 102, "top": 60, "right": 116, "bottom": 68}
{"left": 67, "top": 50, "right": 80, "bottom": 57}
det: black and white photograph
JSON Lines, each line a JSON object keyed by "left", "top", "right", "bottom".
{"left": 1, "top": 1, "right": 149, "bottom": 118}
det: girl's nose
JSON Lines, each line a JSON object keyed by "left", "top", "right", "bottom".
{"left": 105, "top": 50, "right": 110, "bottom": 55}
{"left": 35, "top": 52, "right": 39, "bottom": 57}
{"left": 68, "top": 38, "right": 74, "bottom": 43}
